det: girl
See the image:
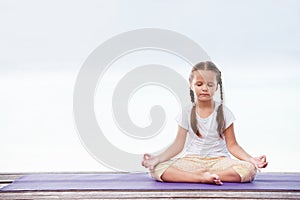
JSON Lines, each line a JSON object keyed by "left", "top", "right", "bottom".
{"left": 142, "top": 61, "right": 268, "bottom": 185}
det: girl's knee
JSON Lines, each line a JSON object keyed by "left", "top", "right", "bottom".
{"left": 232, "top": 161, "right": 257, "bottom": 182}
{"left": 151, "top": 161, "right": 173, "bottom": 182}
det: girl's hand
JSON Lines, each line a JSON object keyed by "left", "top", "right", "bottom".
{"left": 249, "top": 155, "right": 268, "bottom": 169}
{"left": 141, "top": 153, "right": 160, "bottom": 172}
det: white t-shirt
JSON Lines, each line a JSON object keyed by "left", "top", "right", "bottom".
{"left": 176, "top": 101, "right": 235, "bottom": 157}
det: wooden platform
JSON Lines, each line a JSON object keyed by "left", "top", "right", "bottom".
{"left": 1, "top": 173, "right": 300, "bottom": 199}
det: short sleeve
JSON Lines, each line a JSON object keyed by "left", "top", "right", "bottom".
{"left": 175, "top": 106, "right": 190, "bottom": 130}
{"left": 223, "top": 105, "right": 236, "bottom": 129}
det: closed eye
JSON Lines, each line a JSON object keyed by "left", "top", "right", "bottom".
{"left": 207, "top": 82, "right": 215, "bottom": 87}
{"left": 196, "top": 82, "right": 203, "bottom": 86}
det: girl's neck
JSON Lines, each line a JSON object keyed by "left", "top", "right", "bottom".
{"left": 196, "top": 100, "right": 215, "bottom": 109}
{"left": 196, "top": 100, "right": 215, "bottom": 118}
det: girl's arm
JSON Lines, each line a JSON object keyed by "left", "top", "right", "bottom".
{"left": 224, "top": 124, "right": 252, "bottom": 161}
{"left": 142, "top": 125, "right": 187, "bottom": 171}
{"left": 224, "top": 123, "right": 268, "bottom": 168}
{"left": 157, "top": 125, "right": 188, "bottom": 162}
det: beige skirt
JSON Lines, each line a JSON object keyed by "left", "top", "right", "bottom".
{"left": 152, "top": 155, "right": 257, "bottom": 183}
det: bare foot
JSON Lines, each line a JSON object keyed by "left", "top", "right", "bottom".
{"left": 197, "top": 171, "right": 223, "bottom": 185}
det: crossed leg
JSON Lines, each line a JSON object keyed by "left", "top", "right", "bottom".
{"left": 161, "top": 166, "right": 223, "bottom": 185}
{"left": 156, "top": 157, "right": 255, "bottom": 184}
{"left": 211, "top": 167, "right": 241, "bottom": 182}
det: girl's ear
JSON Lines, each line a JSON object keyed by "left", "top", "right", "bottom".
{"left": 216, "top": 84, "right": 218, "bottom": 91}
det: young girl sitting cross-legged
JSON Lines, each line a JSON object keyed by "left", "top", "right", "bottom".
{"left": 142, "top": 61, "right": 268, "bottom": 185}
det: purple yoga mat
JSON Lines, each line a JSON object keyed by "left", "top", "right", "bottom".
{"left": 1, "top": 173, "right": 300, "bottom": 191}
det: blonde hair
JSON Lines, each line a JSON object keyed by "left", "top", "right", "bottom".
{"left": 189, "top": 61, "right": 224, "bottom": 138}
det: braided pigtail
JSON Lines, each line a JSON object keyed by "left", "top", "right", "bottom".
{"left": 190, "top": 88, "right": 195, "bottom": 105}
{"left": 190, "top": 89, "right": 201, "bottom": 137}
{"left": 216, "top": 74, "right": 225, "bottom": 139}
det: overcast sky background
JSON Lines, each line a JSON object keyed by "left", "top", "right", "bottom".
{"left": 0, "top": 0, "right": 299, "bottom": 172}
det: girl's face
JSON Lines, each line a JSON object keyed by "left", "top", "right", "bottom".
{"left": 190, "top": 70, "right": 218, "bottom": 103}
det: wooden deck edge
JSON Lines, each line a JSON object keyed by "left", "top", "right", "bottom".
{"left": 1, "top": 190, "right": 300, "bottom": 200}
{"left": 0, "top": 172, "right": 127, "bottom": 182}
{"left": 0, "top": 175, "right": 22, "bottom": 182}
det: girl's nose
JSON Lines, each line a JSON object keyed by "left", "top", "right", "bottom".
{"left": 202, "top": 84, "right": 208, "bottom": 91}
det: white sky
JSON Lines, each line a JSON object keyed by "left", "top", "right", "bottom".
{"left": 0, "top": 0, "right": 299, "bottom": 172}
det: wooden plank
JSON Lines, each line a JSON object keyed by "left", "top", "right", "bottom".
{"left": 0, "top": 171, "right": 125, "bottom": 181}
{"left": 0, "top": 190, "right": 300, "bottom": 200}
{"left": 0, "top": 174, "right": 22, "bottom": 182}
{"left": 0, "top": 172, "right": 120, "bottom": 183}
